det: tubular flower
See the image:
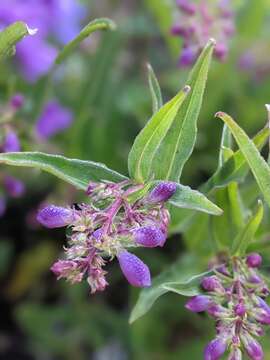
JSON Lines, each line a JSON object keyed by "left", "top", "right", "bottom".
{"left": 37, "top": 180, "right": 176, "bottom": 293}
{"left": 185, "top": 254, "right": 269, "bottom": 359}
{"left": 171, "top": 0, "right": 235, "bottom": 66}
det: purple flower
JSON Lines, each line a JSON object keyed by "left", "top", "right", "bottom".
{"left": 201, "top": 276, "right": 224, "bottom": 292}
{"left": 148, "top": 181, "right": 177, "bottom": 204}
{"left": 246, "top": 253, "right": 262, "bottom": 268}
{"left": 133, "top": 225, "right": 166, "bottom": 248}
{"left": 241, "top": 333, "right": 264, "bottom": 360}
{"left": 37, "top": 205, "right": 74, "bottom": 228}
{"left": 207, "top": 303, "right": 228, "bottom": 318}
{"left": 204, "top": 337, "right": 227, "bottom": 360}
{"left": 35, "top": 101, "right": 73, "bottom": 140}
{"left": 3, "top": 131, "right": 20, "bottom": 152}
{"left": 185, "top": 295, "right": 211, "bottom": 312}
{"left": 234, "top": 302, "right": 246, "bottom": 317}
{"left": 117, "top": 250, "right": 151, "bottom": 288}
{"left": 10, "top": 93, "right": 24, "bottom": 110}
{"left": 51, "top": 259, "right": 83, "bottom": 283}
{"left": 214, "top": 42, "right": 228, "bottom": 61}
{"left": 3, "top": 176, "right": 25, "bottom": 197}
{"left": 176, "top": 0, "right": 196, "bottom": 15}
{"left": 179, "top": 47, "right": 197, "bottom": 66}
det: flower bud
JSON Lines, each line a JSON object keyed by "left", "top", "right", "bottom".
{"left": 201, "top": 276, "right": 224, "bottom": 293}
{"left": 207, "top": 303, "right": 228, "bottom": 318}
{"left": 234, "top": 301, "right": 246, "bottom": 317}
{"left": 204, "top": 337, "right": 227, "bottom": 360}
{"left": 214, "top": 43, "right": 228, "bottom": 61}
{"left": 254, "top": 298, "right": 270, "bottom": 325}
{"left": 147, "top": 181, "right": 177, "bottom": 204}
{"left": 228, "top": 348, "right": 242, "bottom": 360}
{"left": 4, "top": 176, "right": 25, "bottom": 197}
{"left": 10, "top": 94, "right": 24, "bottom": 110}
{"left": 185, "top": 295, "right": 210, "bottom": 313}
{"left": 241, "top": 333, "right": 263, "bottom": 360}
{"left": 133, "top": 225, "right": 166, "bottom": 248}
{"left": 179, "top": 47, "right": 197, "bottom": 66}
{"left": 176, "top": 0, "right": 196, "bottom": 15}
{"left": 117, "top": 250, "right": 151, "bottom": 288}
{"left": 3, "top": 131, "right": 20, "bottom": 152}
{"left": 51, "top": 260, "right": 83, "bottom": 283}
{"left": 246, "top": 253, "right": 262, "bottom": 268}
{"left": 37, "top": 205, "right": 74, "bottom": 228}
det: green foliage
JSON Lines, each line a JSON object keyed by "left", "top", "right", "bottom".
{"left": 147, "top": 63, "right": 163, "bottom": 113}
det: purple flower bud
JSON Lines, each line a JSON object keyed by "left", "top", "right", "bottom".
{"left": 179, "top": 46, "right": 197, "bottom": 66}
{"left": 117, "top": 250, "right": 151, "bottom": 288}
{"left": 246, "top": 253, "right": 262, "bottom": 268}
{"left": 204, "top": 337, "right": 227, "bottom": 360}
{"left": 35, "top": 101, "right": 73, "bottom": 140}
{"left": 51, "top": 260, "right": 83, "bottom": 283}
{"left": 254, "top": 298, "right": 270, "bottom": 325}
{"left": 185, "top": 295, "right": 211, "bottom": 312}
{"left": 148, "top": 181, "right": 177, "bottom": 204}
{"left": 10, "top": 94, "right": 24, "bottom": 110}
{"left": 207, "top": 303, "right": 228, "bottom": 318}
{"left": 234, "top": 302, "right": 246, "bottom": 317}
{"left": 133, "top": 225, "right": 166, "bottom": 248}
{"left": 3, "top": 176, "right": 25, "bottom": 197}
{"left": 171, "top": 25, "right": 194, "bottom": 37}
{"left": 201, "top": 276, "right": 224, "bottom": 292}
{"left": 228, "top": 348, "right": 242, "bottom": 360}
{"left": 3, "top": 131, "right": 20, "bottom": 152}
{"left": 241, "top": 333, "right": 263, "bottom": 360}
{"left": 214, "top": 43, "right": 228, "bottom": 61}
{"left": 37, "top": 205, "right": 74, "bottom": 228}
{"left": 176, "top": 0, "right": 196, "bottom": 15}
{"left": 92, "top": 228, "right": 103, "bottom": 241}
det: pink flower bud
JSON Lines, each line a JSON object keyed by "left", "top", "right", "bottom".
{"left": 133, "top": 225, "right": 166, "bottom": 248}
{"left": 246, "top": 253, "right": 262, "bottom": 268}
{"left": 214, "top": 43, "right": 228, "bottom": 61}
{"left": 117, "top": 250, "right": 151, "bottom": 288}
{"left": 185, "top": 295, "right": 210, "bottom": 312}
{"left": 148, "top": 181, "right": 177, "bottom": 204}
{"left": 37, "top": 205, "right": 74, "bottom": 228}
{"left": 204, "top": 337, "right": 227, "bottom": 360}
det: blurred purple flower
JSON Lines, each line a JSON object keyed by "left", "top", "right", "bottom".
{"left": 35, "top": 101, "right": 73, "bottom": 140}
{"left": 3, "top": 175, "right": 25, "bottom": 197}
{"left": 3, "top": 131, "right": 20, "bottom": 152}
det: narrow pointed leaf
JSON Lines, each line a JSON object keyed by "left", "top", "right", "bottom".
{"left": 128, "top": 85, "right": 191, "bottom": 182}
{"left": 232, "top": 200, "right": 264, "bottom": 255}
{"left": 129, "top": 255, "right": 207, "bottom": 323}
{"left": 168, "top": 183, "right": 222, "bottom": 215}
{"left": 0, "top": 152, "right": 127, "bottom": 190}
{"left": 216, "top": 112, "right": 270, "bottom": 207}
{"left": 55, "top": 18, "right": 116, "bottom": 65}
{"left": 147, "top": 63, "right": 163, "bottom": 113}
{"left": 0, "top": 21, "right": 36, "bottom": 60}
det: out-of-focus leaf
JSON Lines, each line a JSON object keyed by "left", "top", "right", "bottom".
{"left": 232, "top": 200, "right": 264, "bottom": 255}
{"left": 169, "top": 183, "right": 223, "bottom": 215}
{"left": 216, "top": 112, "right": 270, "bottom": 207}
{"left": 129, "top": 255, "right": 207, "bottom": 323}
{"left": 151, "top": 39, "right": 215, "bottom": 182}
{"left": 128, "top": 85, "right": 190, "bottom": 182}
{"left": 147, "top": 63, "right": 163, "bottom": 113}
{"left": 0, "top": 21, "right": 36, "bottom": 59}
{"left": 55, "top": 18, "right": 116, "bottom": 65}
{"left": 0, "top": 152, "right": 127, "bottom": 190}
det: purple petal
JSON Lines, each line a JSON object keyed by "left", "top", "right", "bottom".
{"left": 117, "top": 250, "right": 151, "bottom": 288}
{"left": 3, "top": 131, "right": 20, "bottom": 152}
{"left": 10, "top": 93, "right": 24, "bottom": 110}
{"left": 176, "top": 0, "right": 196, "bottom": 15}
{"left": 3, "top": 176, "right": 25, "bottom": 197}
{"left": 246, "top": 253, "right": 262, "bottom": 268}
{"left": 241, "top": 334, "right": 263, "bottom": 360}
{"left": 179, "top": 47, "right": 197, "bottom": 66}
{"left": 35, "top": 101, "right": 73, "bottom": 140}
{"left": 185, "top": 295, "right": 210, "bottom": 312}
{"left": 133, "top": 225, "right": 166, "bottom": 248}
{"left": 148, "top": 181, "right": 177, "bottom": 204}
{"left": 37, "top": 205, "right": 74, "bottom": 228}
{"left": 204, "top": 337, "right": 227, "bottom": 360}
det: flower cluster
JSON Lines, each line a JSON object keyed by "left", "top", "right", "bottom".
{"left": 186, "top": 253, "right": 269, "bottom": 359}
{"left": 37, "top": 181, "right": 177, "bottom": 293}
{"left": 0, "top": 0, "right": 86, "bottom": 82}
{"left": 171, "top": 0, "right": 235, "bottom": 66}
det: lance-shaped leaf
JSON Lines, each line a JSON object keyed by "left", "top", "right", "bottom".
{"left": 0, "top": 21, "right": 37, "bottom": 60}
{"left": 232, "top": 200, "right": 264, "bottom": 255}
{"left": 129, "top": 255, "right": 208, "bottom": 323}
{"left": 0, "top": 152, "right": 127, "bottom": 190}
{"left": 216, "top": 112, "right": 270, "bottom": 208}
{"left": 128, "top": 85, "right": 191, "bottom": 182}
{"left": 128, "top": 39, "right": 215, "bottom": 183}
{"left": 152, "top": 39, "right": 215, "bottom": 181}
{"left": 168, "top": 183, "right": 222, "bottom": 215}
{"left": 201, "top": 126, "right": 270, "bottom": 193}
{"left": 55, "top": 18, "right": 116, "bottom": 65}
{"left": 147, "top": 63, "right": 163, "bottom": 113}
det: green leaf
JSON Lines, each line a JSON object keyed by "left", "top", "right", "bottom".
{"left": 152, "top": 39, "right": 215, "bottom": 182}
{"left": 169, "top": 183, "right": 223, "bottom": 215}
{"left": 216, "top": 112, "right": 270, "bottom": 208}
{"left": 201, "top": 126, "right": 270, "bottom": 193}
{"left": 147, "top": 63, "right": 163, "bottom": 113}
{"left": 129, "top": 255, "right": 207, "bottom": 323}
{"left": 0, "top": 152, "right": 127, "bottom": 190}
{"left": 0, "top": 21, "right": 36, "bottom": 60}
{"left": 232, "top": 200, "right": 264, "bottom": 255}
{"left": 128, "top": 84, "right": 191, "bottom": 182}
{"left": 55, "top": 18, "right": 116, "bottom": 65}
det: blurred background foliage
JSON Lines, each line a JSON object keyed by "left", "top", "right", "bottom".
{"left": 1, "top": 0, "right": 270, "bottom": 359}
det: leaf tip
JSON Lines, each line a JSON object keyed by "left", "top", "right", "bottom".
{"left": 26, "top": 24, "right": 38, "bottom": 36}
{"left": 208, "top": 38, "right": 217, "bottom": 47}
{"left": 215, "top": 111, "right": 226, "bottom": 119}
{"left": 183, "top": 85, "right": 191, "bottom": 94}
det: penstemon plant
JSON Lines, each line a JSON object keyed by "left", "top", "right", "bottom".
{"left": 2, "top": 14, "right": 270, "bottom": 360}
